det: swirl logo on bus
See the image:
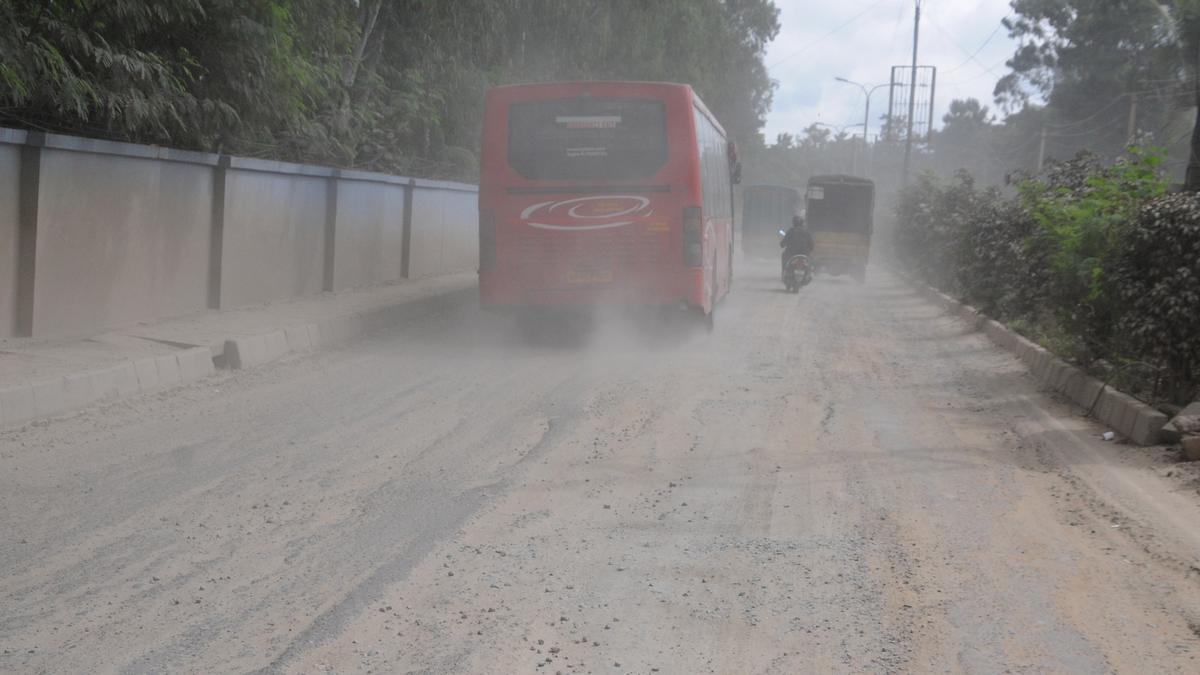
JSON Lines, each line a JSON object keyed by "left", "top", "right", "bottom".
{"left": 520, "top": 196, "right": 653, "bottom": 231}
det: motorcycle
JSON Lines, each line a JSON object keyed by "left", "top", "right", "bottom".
{"left": 779, "top": 230, "right": 812, "bottom": 293}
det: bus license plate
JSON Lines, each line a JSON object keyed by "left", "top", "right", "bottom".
{"left": 567, "top": 268, "right": 613, "bottom": 284}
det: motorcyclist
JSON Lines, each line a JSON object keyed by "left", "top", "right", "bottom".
{"left": 780, "top": 214, "right": 814, "bottom": 274}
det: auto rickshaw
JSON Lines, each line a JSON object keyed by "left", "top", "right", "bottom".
{"left": 804, "top": 175, "right": 874, "bottom": 282}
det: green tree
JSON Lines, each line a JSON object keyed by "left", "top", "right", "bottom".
{"left": 1, "top": 1, "right": 782, "bottom": 179}
{"left": 929, "top": 98, "right": 996, "bottom": 176}
{"left": 1163, "top": 0, "right": 1200, "bottom": 189}
{"left": 185, "top": 1, "right": 358, "bottom": 161}
{"left": 996, "top": 0, "right": 1181, "bottom": 162}
{"left": 799, "top": 124, "right": 833, "bottom": 150}
{"left": 0, "top": 0, "right": 227, "bottom": 142}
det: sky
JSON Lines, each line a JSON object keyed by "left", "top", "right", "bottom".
{"left": 763, "top": 0, "right": 1020, "bottom": 143}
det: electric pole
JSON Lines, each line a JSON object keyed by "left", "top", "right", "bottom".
{"left": 1126, "top": 92, "right": 1138, "bottom": 146}
{"left": 1037, "top": 122, "right": 1047, "bottom": 172}
{"left": 901, "top": 0, "right": 921, "bottom": 186}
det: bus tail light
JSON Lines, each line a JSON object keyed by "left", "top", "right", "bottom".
{"left": 479, "top": 209, "right": 496, "bottom": 271}
{"left": 682, "top": 206, "right": 703, "bottom": 267}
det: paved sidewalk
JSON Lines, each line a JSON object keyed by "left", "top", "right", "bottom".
{"left": 0, "top": 272, "right": 477, "bottom": 427}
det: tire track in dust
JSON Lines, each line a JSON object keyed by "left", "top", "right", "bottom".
{"left": 252, "top": 371, "right": 591, "bottom": 674}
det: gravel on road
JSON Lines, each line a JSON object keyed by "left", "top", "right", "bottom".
{"left": 3, "top": 264, "right": 1200, "bottom": 673}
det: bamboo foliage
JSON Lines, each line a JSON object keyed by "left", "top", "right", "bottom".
{"left": 0, "top": 0, "right": 779, "bottom": 179}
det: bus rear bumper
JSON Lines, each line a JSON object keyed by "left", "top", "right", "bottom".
{"left": 480, "top": 286, "right": 704, "bottom": 313}
{"left": 481, "top": 266, "right": 712, "bottom": 313}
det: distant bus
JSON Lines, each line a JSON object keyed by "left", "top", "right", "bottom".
{"left": 478, "top": 81, "right": 739, "bottom": 322}
{"left": 741, "top": 184, "right": 800, "bottom": 259}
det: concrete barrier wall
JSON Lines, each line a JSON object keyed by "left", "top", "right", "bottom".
{"left": 408, "top": 188, "right": 445, "bottom": 279}
{"left": 332, "top": 174, "right": 407, "bottom": 290}
{"left": 219, "top": 160, "right": 330, "bottom": 308}
{"left": 33, "top": 147, "right": 215, "bottom": 336}
{"left": 0, "top": 128, "right": 478, "bottom": 338}
{"left": 0, "top": 132, "right": 21, "bottom": 337}
{"left": 441, "top": 188, "right": 479, "bottom": 274}
{"left": 408, "top": 181, "right": 478, "bottom": 278}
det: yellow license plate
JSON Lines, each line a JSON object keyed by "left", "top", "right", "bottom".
{"left": 567, "top": 268, "right": 613, "bottom": 284}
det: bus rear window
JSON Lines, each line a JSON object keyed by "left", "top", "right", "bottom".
{"left": 507, "top": 98, "right": 668, "bottom": 180}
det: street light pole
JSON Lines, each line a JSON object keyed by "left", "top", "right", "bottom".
{"left": 813, "top": 122, "right": 865, "bottom": 174}
{"left": 813, "top": 121, "right": 865, "bottom": 137}
{"left": 835, "top": 77, "right": 890, "bottom": 176}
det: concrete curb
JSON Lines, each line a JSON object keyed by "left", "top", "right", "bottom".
{"left": 901, "top": 274, "right": 1168, "bottom": 446}
{"left": 0, "top": 347, "right": 214, "bottom": 428}
{"left": 222, "top": 287, "right": 477, "bottom": 370}
{"left": 1, "top": 285, "right": 477, "bottom": 429}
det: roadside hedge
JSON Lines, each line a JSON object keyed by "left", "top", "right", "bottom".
{"left": 894, "top": 150, "right": 1200, "bottom": 406}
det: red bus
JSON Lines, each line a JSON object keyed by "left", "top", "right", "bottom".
{"left": 478, "top": 81, "right": 739, "bottom": 321}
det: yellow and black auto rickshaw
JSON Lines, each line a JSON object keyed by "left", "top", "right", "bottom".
{"left": 804, "top": 174, "right": 874, "bottom": 283}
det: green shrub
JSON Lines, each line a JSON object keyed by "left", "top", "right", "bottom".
{"left": 894, "top": 172, "right": 954, "bottom": 290}
{"left": 1111, "top": 192, "right": 1200, "bottom": 403}
{"left": 1018, "top": 149, "right": 1169, "bottom": 362}
{"left": 895, "top": 170, "right": 988, "bottom": 295}
{"left": 953, "top": 184, "right": 1046, "bottom": 318}
{"left": 893, "top": 147, "right": 1197, "bottom": 404}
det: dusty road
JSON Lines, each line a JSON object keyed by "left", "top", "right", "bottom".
{"left": 4, "top": 264, "right": 1200, "bottom": 674}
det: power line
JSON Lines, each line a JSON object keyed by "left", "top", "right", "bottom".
{"left": 1044, "top": 100, "right": 1127, "bottom": 131}
{"left": 925, "top": 9, "right": 1000, "bottom": 80}
{"left": 770, "top": 0, "right": 894, "bottom": 68}
{"left": 1046, "top": 121, "right": 1124, "bottom": 139}
{"left": 1043, "top": 84, "right": 1180, "bottom": 131}
{"left": 935, "top": 57, "right": 1012, "bottom": 88}
{"left": 886, "top": 0, "right": 910, "bottom": 61}
{"left": 931, "top": 89, "right": 1028, "bottom": 173}
{"left": 941, "top": 17, "right": 1009, "bottom": 77}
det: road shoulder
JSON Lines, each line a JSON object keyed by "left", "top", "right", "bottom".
{"left": 0, "top": 272, "right": 477, "bottom": 428}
